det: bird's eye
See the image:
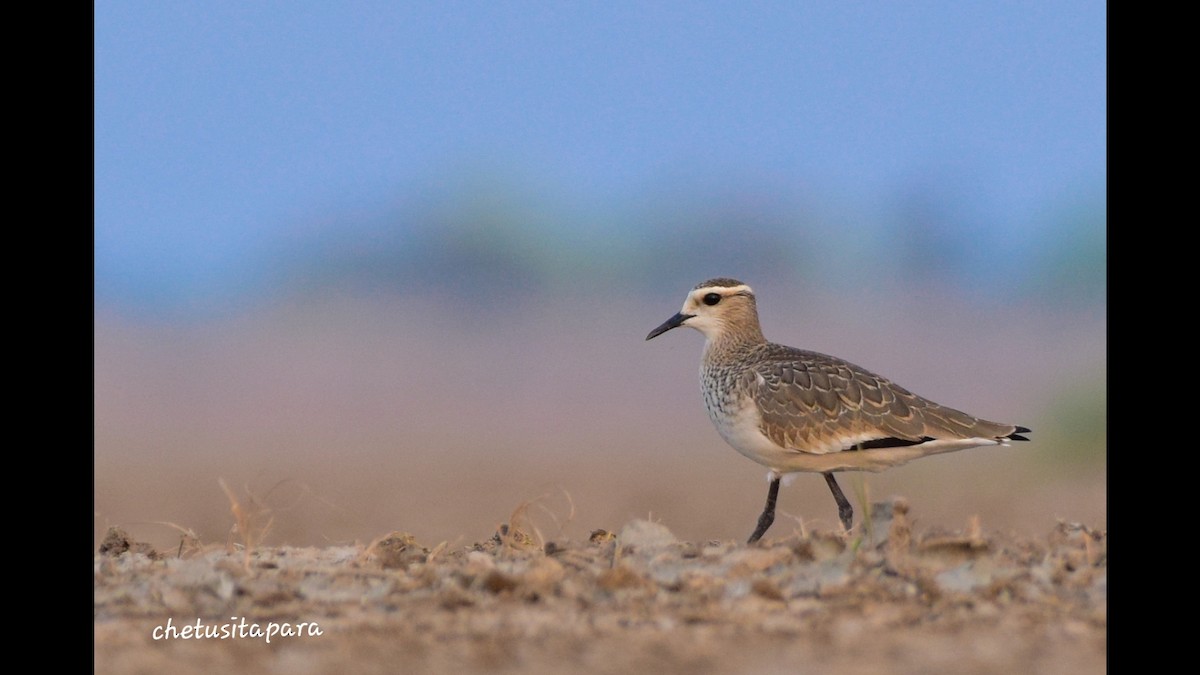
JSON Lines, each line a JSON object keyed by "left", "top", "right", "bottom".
{"left": 703, "top": 293, "right": 721, "bottom": 306}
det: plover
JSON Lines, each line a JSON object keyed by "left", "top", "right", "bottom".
{"left": 646, "top": 278, "right": 1030, "bottom": 543}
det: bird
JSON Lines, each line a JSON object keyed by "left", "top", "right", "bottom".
{"left": 645, "top": 277, "right": 1030, "bottom": 544}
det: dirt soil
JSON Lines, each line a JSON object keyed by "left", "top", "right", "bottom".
{"left": 94, "top": 498, "right": 1106, "bottom": 675}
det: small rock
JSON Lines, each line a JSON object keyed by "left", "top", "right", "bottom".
{"left": 617, "top": 520, "right": 677, "bottom": 552}
{"left": 597, "top": 565, "right": 646, "bottom": 591}
{"left": 97, "top": 527, "right": 159, "bottom": 559}
{"left": 370, "top": 532, "right": 428, "bottom": 570}
{"left": 480, "top": 569, "right": 520, "bottom": 594}
{"left": 589, "top": 529, "right": 616, "bottom": 544}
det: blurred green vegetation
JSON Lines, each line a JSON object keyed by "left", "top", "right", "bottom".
{"left": 271, "top": 171, "right": 1106, "bottom": 312}
{"left": 1034, "top": 372, "right": 1107, "bottom": 467}
{"left": 1024, "top": 192, "right": 1107, "bottom": 306}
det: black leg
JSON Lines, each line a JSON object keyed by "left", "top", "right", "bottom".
{"left": 747, "top": 476, "right": 781, "bottom": 544}
{"left": 823, "top": 472, "right": 854, "bottom": 531}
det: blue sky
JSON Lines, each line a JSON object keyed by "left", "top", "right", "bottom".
{"left": 94, "top": 2, "right": 1105, "bottom": 312}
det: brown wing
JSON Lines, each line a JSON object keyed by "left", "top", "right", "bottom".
{"left": 747, "top": 345, "right": 1020, "bottom": 454}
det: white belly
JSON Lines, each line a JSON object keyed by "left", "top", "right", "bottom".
{"left": 706, "top": 394, "right": 800, "bottom": 470}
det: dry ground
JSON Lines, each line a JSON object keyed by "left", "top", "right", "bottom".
{"left": 94, "top": 500, "right": 1105, "bottom": 675}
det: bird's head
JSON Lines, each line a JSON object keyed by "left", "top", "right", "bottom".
{"left": 646, "top": 278, "right": 761, "bottom": 342}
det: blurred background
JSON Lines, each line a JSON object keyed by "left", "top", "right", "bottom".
{"left": 94, "top": 3, "right": 1105, "bottom": 552}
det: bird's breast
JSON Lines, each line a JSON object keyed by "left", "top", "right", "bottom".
{"left": 699, "top": 364, "right": 738, "bottom": 426}
{"left": 700, "top": 364, "right": 790, "bottom": 468}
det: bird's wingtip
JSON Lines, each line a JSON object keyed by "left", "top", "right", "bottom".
{"left": 1008, "top": 425, "right": 1031, "bottom": 442}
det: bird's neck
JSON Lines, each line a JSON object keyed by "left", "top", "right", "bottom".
{"left": 703, "top": 321, "right": 767, "bottom": 362}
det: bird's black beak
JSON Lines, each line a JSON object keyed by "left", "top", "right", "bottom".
{"left": 646, "top": 312, "right": 693, "bottom": 340}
